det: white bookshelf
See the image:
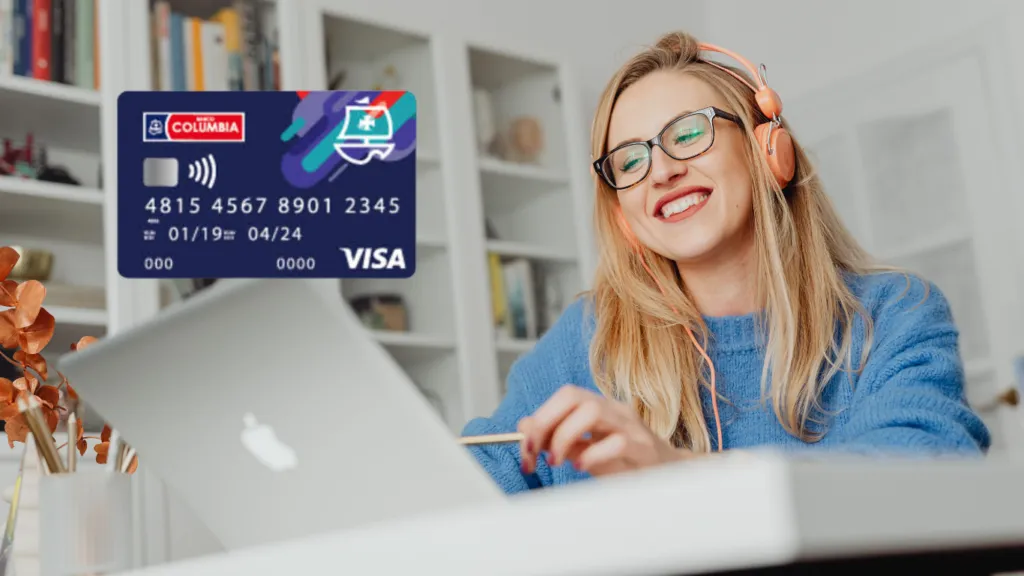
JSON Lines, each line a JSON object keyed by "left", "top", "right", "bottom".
{"left": 302, "top": 5, "right": 593, "bottom": 433}
{"left": 0, "top": 49, "right": 108, "bottom": 425}
{"left": 1, "top": 0, "right": 595, "bottom": 566}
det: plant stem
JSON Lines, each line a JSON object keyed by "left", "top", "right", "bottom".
{"left": 56, "top": 435, "right": 101, "bottom": 451}
{"left": 0, "top": 284, "right": 15, "bottom": 304}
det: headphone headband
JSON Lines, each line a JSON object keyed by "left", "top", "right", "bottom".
{"left": 697, "top": 42, "right": 764, "bottom": 89}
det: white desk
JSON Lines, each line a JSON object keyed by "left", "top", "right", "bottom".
{"left": 117, "top": 452, "right": 1024, "bottom": 576}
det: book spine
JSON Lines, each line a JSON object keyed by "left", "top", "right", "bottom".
{"left": 61, "top": 0, "right": 73, "bottom": 83}
{"left": 48, "top": 0, "right": 61, "bottom": 82}
{"left": 153, "top": 0, "right": 170, "bottom": 90}
{"left": 74, "top": 0, "right": 92, "bottom": 88}
{"left": 168, "top": 10, "right": 183, "bottom": 90}
{"left": 199, "top": 19, "right": 226, "bottom": 91}
{"left": 0, "top": 0, "right": 13, "bottom": 75}
{"left": 30, "top": 0, "right": 48, "bottom": 80}
{"left": 14, "top": 0, "right": 31, "bottom": 77}
{"left": 236, "top": 0, "right": 258, "bottom": 91}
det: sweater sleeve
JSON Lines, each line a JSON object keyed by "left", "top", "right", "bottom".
{"left": 821, "top": 274, "right": 991, "bottom": 456}
{"left": 460, "top": 298, "right": 591, "bottom": 494}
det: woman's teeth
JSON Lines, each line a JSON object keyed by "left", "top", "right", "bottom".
{"left": 660, "top": 193, "right": 709, "bottom": 218}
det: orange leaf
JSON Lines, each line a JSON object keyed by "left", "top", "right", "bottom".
{"left": 0, "top": 310, "right": 17, "bottom": 349}
{"left": 43, "top": 408, "right": 58, "bottom": 432}
{"left": 4, "top": 417, "right": 28, "bottom": 445}
{"left": 126, "top": 455, "right": 139, "bottom": 474}
{"left": 36, "top": 385, "right": 59, "bottom": 408}
{"left": 0, "top": 280, "right": 17, "bottom": 307}
{"left": 100, "top": 424, "right": 112, "bottom": 442}
{"left": 66, "top": 384, "right": 79, "bottom": 403}
{"left": 0, "top": 378, "right": 12, "bottom": 403}
{"left": 0, "top": 403, "right": 20, "bottom": 421}
{"left": 12, "top": 377, "right": 28, "bottom": 393}
{"left": 17, "top": 308, "right": 54, "bottom": 354}
{"left": 13, "top": 350, "right": 47, "bottom": 381}
{"left": 71, "top": 336, "right": 99, "bottom": 352}
{"left": 95, "top": 441, "right": 109, "bottom": 464}
{"left": 76, "top": 419, "right": 87, "bottom": 456}
{"left": 13, "top": 281, "right": 45, "bottom": 329}
{"left": 0, "top": 248, "right": 19, "bottom": 282}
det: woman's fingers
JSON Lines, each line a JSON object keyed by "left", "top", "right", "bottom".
{"left": 520, "top": 385, "right": 590, "bottom": 457}
{"left": 547, "top": 398, "right": 624, "bottom": 466}
{"left": 573, "top": 433, "right": 631, "bottom": 475}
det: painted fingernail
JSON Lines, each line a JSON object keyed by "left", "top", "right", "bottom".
{"left": 526, "top": 439, "right": 534, "bottom": 453}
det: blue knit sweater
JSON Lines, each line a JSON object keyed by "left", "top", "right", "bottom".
{"left": 462, "top": 272, "right": 990, "bottom": 494}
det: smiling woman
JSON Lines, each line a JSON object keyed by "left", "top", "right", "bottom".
{"left": 459, "top": 30, "right": 990, "bottom": 495}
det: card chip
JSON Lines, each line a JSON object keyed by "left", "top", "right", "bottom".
{"left": 144, "top": 157, "right": 179, "bottom": 187}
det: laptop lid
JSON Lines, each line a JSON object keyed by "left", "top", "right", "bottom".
{"left": 58, "top": 279, "right": 503, "bottom": 551}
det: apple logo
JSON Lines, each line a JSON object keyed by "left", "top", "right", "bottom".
{"left": 240, "top": 412, "right": 298, "bottom": 472}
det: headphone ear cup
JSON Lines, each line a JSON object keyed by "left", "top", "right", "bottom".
{"left": 754, "top": 122, "right": 796, "bottom": 188}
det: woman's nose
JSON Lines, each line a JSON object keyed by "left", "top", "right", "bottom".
{"left": 649, "top": 146, "right": 687, "bottom": 188}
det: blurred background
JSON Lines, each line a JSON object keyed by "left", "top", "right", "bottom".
{"left": 0, "top": 0, "right": 1021, "bottom": 567}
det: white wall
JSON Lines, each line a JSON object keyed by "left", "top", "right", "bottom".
{"left": 704, "top": 0, "right": 1023, "bottom": 100}
{"left": 703, "top": 0, "right": 1024, "bottom": 306}
{"left": 313, "top": 0, "right": 707, "bottom": 132}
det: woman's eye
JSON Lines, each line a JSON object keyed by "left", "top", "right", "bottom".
{"left": 619, "top": 152, "right": 646, "bottom": 172}
{"left": 674, "top": 129, "right": 703, "bottom": 144}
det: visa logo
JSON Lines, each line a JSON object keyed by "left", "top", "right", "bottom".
{"left": 143, "top": 112, "right": 246, "bottom": 142}
{"left": 341, "top": 248, "right": 407, "bottom": 270}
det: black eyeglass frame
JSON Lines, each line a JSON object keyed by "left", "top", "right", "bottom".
{"left": 593, "top": 106, "right": 743, "bottom": 191}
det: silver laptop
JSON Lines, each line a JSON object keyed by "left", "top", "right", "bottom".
{"left": 57, "top": 279, "right": 504, "bottom": 551}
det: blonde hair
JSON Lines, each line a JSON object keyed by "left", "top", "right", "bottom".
{"left": 588, "top": 31, "right": 878, "bottom": 452}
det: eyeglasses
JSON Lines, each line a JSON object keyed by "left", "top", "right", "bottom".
{"left": 593, "top": 106, "right": 743, "bottom": 190}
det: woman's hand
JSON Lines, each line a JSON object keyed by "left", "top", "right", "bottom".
{"left": 518, "top": 385, "right": 693, "bottom": 477}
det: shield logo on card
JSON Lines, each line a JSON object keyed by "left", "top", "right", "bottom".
{"left": 144, "top": 113, "right": 170, "bottom": 141}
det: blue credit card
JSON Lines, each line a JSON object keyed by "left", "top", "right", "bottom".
{"left": 117, "top": 90, "right": 417, "bottom": 279}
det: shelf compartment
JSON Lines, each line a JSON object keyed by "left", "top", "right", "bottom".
{"left": 488, "top": 252, "right": 580, "bottom": 355}
{"left": 0, "top": 177, "right": 105, "bottom": 245}
{"left": 467, "top": 46, "right": 567, "bottom": 174}
{"left": 341, "top": 247, "right": 456, "bottom": 340}
{"left": 321, "top": 13, "right": 441, "bottom": 155}
{"left": 481, "top": 173, "right": 577, "bottom": 254}
{"left": 0, "top": 75, "right": 102, "bottom": 154}
{"left": 383, "top": 346, "right": 464, "bottom": 433}
{"left": 0, "top": 235, "right": 107, "bottom": 289}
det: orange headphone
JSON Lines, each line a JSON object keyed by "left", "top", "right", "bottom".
{"left": 607, "top": 43, "right": 793, "bottom": 452}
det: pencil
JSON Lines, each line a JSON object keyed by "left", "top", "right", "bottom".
{"left": 20, "top": 397, "right": 65, "bottom": 474}
{"left": 67, "top": 412, "right": 77, "bottom": 473}
{"left": 458, "top": 432, "right": 525, "bottom": 446}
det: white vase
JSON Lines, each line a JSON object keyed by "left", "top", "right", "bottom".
{"left": 40, "top": 470, "right": 133, "bottom": 576}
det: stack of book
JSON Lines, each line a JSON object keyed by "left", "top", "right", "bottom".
{"left": 488, "top": 254, "right": 565, "bottom": 343}
{"left": 148, "top": 0, "right": 278, "bottom": 92}
{"left": 0, "top": 0, "right": 101, "bottom": 90}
